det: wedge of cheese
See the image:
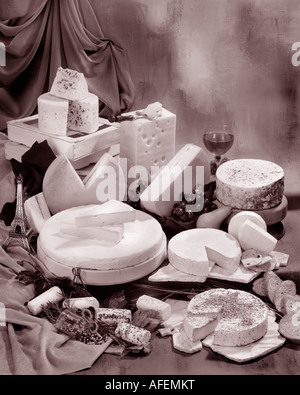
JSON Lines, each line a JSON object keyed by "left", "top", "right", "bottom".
{"left": 183, "top": 315, "right": 219, "bottom": 342}
{"left": 50, "top": 67, "right": 89, "bottom": 101}
{"left": 168, "top": 228, "right": 241, "bottom": 276}
{"left": 228, "top": 211, "right": 267, "bottom": 240}
{"left": 140, "top": 144, "right": 210, "bottom": 217}
{"left": 24, "top": 192, "right": 51, "bottom": 234}
{"left": 43, "top": 153, "right": 126, "bottom": 214}
{"left": 237, "top": 219, "right": 277, "bottom": 254}
{"left": 60, "top": 222, "right": 124, "bottom": 245}
{"left": 67, "top": 93, "right": 99, "bottom": 134}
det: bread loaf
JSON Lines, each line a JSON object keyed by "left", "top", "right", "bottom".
{"left": 279, "top": 313, "right": 300, "bottom": 344}
{"left": 274, "top": 280, "right": 297, "bottom": 313}
{"left": 263, "top": 271, "right": 282, "bottom": 303}
{"left": 252, "top": 277, "right": 268, "bottom": 297}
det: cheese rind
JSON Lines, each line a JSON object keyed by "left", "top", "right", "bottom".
{"left": 50, "top": 67, "right": 89, "bottom": 101}
{"left": 187, "top": 288, "right": 268, "bottom": 347}
{"left": 183, "top": 315, "right": 219, "bottom": 342}
{"left": 228, "top": 211, "right": 267, "bottom": 240}
{"left": 168, "top": 228, "right": 241, "bottom": 276}
{"left": 60, "top": 223, "right": 124, "bottom": 245}
{"left": 136, "top": 295, "right": 172, "bottom": 321}
{"left": 216, "top": 159, "right": 284, "bottom": 210}
{"left": 238, "top": 219, "right": 277, "bottom": 254}
{"left": 140, "top": 144, "right": 210, "bottom": 217}
{"left": 68, "top": 93, "right": 99, "bottom": 134}
{"left": 38, "top": 93, "right": 68, "bottom": 136}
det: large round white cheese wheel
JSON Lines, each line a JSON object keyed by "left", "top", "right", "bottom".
{"left": 216, "top": 159, "right": 284, "bottom": 210}
{"left": 37, "top": 200, "right": 166, "bottom": 272}
{"left": 168, "top": 228, "right": 241, "bottom": 276}
{"left": 187, "top": 288, "right": 268, "bottom": 346}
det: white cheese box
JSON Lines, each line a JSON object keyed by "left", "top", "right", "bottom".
{"left": 119, "top": 107, "right": 176, "bottom": 184}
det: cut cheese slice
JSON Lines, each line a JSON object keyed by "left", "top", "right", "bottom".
{"left": 43, "top": 153, "right": 126, "bottom": 214}
{"left": 60, "top": 222, "right": 124, "bottom": 245}
{"left": 50, "top": 67, "right": 89, "bottom": 101}
{"left": 238, "top": 219, "right": 277, "bottom": 254}
{"left": 168, "top": 228, "right": 241, "bottom": 276}
{"left": 183, "top": 315, "right": 219, "bottom": 342}
{"left": 172, "top": 330, "right": 203, "bottom": 354}
{"left": 140, "top": 144, "right": 210, "bottom": 217}
{"left": 228, "top": 211, "right": 267, "bottom": 240}
{"left": 24, "top": 192, "right": 51, "bottom": 234}
{"left": 67, "top": 93, "right": 99, "bottom": 134}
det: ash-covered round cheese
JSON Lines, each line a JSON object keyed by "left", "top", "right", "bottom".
{"left": 187, "top": 288, "right": 268, "bottom": 346}
{"left": 216, "top": 159, "right": 284, "bottom": 210}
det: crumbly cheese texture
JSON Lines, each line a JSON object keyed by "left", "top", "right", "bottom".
{"left": 216, "top": 159, "right": 284, "bottom": 210}
{"left": 68, "top": 93, "right": 99, "bottom": 134}
{"left": 37, "top": 200, "right": 166, "bottom": 271}
{"left": 120, "top": 108, "right": 176, "bottom": 183}
{"left": 187, "top": 288, "right": 268, "bottom": 346}
{"left": 38, "top": 93, "right": 69, "bottom": 135}
{"left": 50, "top": 67, "right": 89, "bottom": 101}
{"left": 168, "top": 228, "right": 241, "bottom": 276}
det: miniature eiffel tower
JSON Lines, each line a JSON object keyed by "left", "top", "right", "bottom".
{"left": 2, "top": 174, "right": 33, "bottom": 252}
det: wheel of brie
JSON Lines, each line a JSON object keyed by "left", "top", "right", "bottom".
{"left": 37, "top": 200, "right": 167, "bottom": 285}
{"left": 187, "top": 288, "right": 268, "bottom": 346}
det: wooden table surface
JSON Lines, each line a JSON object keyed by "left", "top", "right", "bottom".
{"left": 70, "top": 192, "right": 300, "bottom": 376}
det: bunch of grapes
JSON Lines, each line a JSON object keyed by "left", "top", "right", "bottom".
{"left": 171, "top": 181, "right": 217, "bottom": 223}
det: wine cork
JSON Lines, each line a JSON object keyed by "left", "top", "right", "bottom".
{"left": 27, "top": 286, "right": 64, "bottom": 316}
{"left": 62, "top": 297, "right": 100, "bottom": 311}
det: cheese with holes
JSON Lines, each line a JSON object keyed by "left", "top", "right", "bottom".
{"left": 43, "top": 153, "right": 126, "bottom": 214}
{"left": 140, "top": 144, "right": 210, "bottom": 217}
{"left": 24, "top": 192, "right": 51, "bottom": 234}
{"left": 187, "top": 288, "right": 268, "bottom": 346}
{"left": 238, "top": 219, "right": 277, "bottom": 254}
{"left": 183, "top": 315, "right": 219, "bottom": 342}
{"left": 50, "top": 67, "right": 89, "bottom": 101}
{"left": 228, "top": 211, "right": 267, "bottom": 240}
{"left": 216, "top": 159, "right": 284, "bottom": 210}
{"left": 68, "top": 93, "right": 99, "bottom": 134}
{"left": 37, "top": 200, "right": 166, "bottom": 271}
{"left": 120, "top": 107, "right": 176, "bottom": 184}
{"left": 38, "top": 93, "right": 68, "bottom": 135}
{"left": 168, "top": 228, "right": 241, "bottom": 276}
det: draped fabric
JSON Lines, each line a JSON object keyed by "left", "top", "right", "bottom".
{"left": 0, "top": 0, "right": 135, "bottom": 130}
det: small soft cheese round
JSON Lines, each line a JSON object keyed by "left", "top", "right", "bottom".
{"left": 216, "top": 159, "right": 284, "bottom": 210}
{"left": 37, "top": 200, "right": 165, "bottom": 271}
{"left": 228, "top": 211, "right": 267, "bottom": 240}
{"left": 168, "top": 228, "right": 241, "bottom": 276}
{"left": 38, "top": 93, "right": 68, "bottom": 135}
{"left": 187, "top": 288, "right": 268, "bottom": 346}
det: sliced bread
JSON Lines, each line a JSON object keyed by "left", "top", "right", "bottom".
{"left": 279, "top": 313, "right": 300, "bottom": 344}
{"left": 274, "top": 280, "right": 297, "bottom": 313}
{"left": 281, "top": 294, "right": 300, "bottom": 316}
{"left": 252, "top": 277, "right": 268, "bottom": 297}
{"left": 263, "top": 271, "right": 282, "bottom": 303}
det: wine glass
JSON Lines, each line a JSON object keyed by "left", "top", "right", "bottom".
{"left": 203, "top": 124, "right": 234, "bottom": 176}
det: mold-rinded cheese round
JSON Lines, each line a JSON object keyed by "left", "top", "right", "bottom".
{"left": 187, "top": 288, "right": 268, "bottom": 346}
{"left": 168, "top": 228, "right": 241, "bottom": 276}
{"left": 38, "top": 93, "right": 69, "bottom": 135}
{"left": 37, "top": 200, "right": 166, "bottom": 271}
{"left": 228, "top": 211, "right": 267, "bottom": 240}
{"left": 216, "top": 159, "right": 284, "bottom": 210}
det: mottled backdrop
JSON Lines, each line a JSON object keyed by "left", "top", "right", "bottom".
{"left": 92, "top": 0, "right": 300, "bottom": 195}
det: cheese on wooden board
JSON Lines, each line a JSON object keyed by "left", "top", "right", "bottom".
{"left": 38, "top": 93, "right": 68, "bottom": 136}
{"left": 238, "top": 219, "right": 277, "bottom": 254}
{"left": 50, "top": 67, "right": 89, "bottom": 101}
{"left": 43, "top": 153, "right": 126, "bottom": 214}
{"left": 60, "top": 222, "right": 124, "bottom": 245}
{"left": 216, "top": 159, "right": 284, "bottom": 210}
{"left": 140, "top": 144, "right": 211, "bottom": 218}
{"left": 183, "top": 315, "right": 219, "bottom": 342}
{"left": 136, "top": 295, "right": 172, "bottom": 321}
{"left": 37, "top": 200, "right": 166, "bottom": 271}
{"left": 168, "top": 228, "right": 241, "bottom": 276}
{"left": 67, "top": 93, "right": 99, "bottom": 134}
{"left": 187, "top": 288, "right": 268, "bottom": 347}
{"left": 228, "top": 211, "right": 267, "bottom": 240}
{"left": 24, "top": 192, "right": 51, "bottom": 234}
{"left": 120, "top": 107, "right": 176, "bottom": 183}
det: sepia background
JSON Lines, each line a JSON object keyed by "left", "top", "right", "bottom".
{"left": 91, "top": 0, "right": 300, "bottom": 196}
